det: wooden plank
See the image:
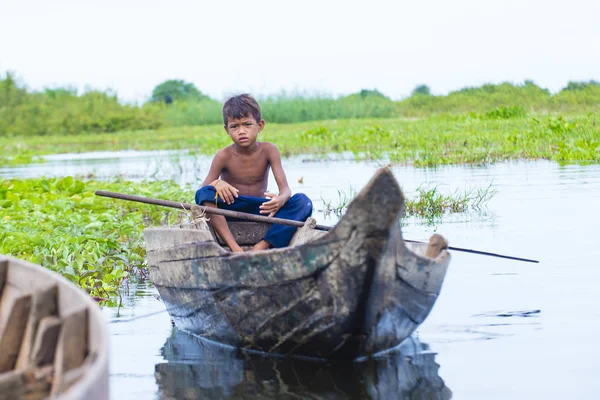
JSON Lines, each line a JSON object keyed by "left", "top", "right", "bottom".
{"left": 30, "top": 316, "right": 62, "bottom": 367}
{"left": 144, "top": 226, "right": 213, "bottom": 252}
{"left": 0, "top": 370, "right": 24, "bottom": 400}
{"left": 0, "top": 294, "right": 32, "bottom": 373}
{"left": 51, "top": 308, "right": 88, "bottom": 397}
{"left": 59, "top": 308, "right": 88, "bottom": 371}
{"left": 289, "top": 218, "right": 326, "bottom": 246}
{"left": 53, "top": 358, "right": 91, "bottom": 396}
{"left": 16, "top": 285, "right": 58, "bottom": 370}
{"left": 0, "top": 259, "right": 7, "bottom": 301}
{"left": 214, "top": 221, "right": 271, "bottom": 246}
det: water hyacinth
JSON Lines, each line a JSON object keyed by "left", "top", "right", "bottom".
{"left": 1, "top": 176, "right": 193, "bottom": 297}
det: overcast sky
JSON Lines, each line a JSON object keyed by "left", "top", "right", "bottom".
{"left": 1, "top": 0, "right": 599, "bottom": 102}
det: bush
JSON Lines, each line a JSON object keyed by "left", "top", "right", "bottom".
{"left": 0, "top": 73, "right": 163, "bottom": 136}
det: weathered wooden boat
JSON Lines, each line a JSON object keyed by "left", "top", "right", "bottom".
{"left": 144, "top": 167, "right": 451, "bottom": 360}
{"left": 0, "top": 255, "right": 109, "bottom": 400}
{"left": 155, "top": 328, "right": 452, "bottom": 399}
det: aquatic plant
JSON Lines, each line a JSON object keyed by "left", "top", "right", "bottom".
{"left": 3, "top": 112, "right": 598, "bottom": 167}
{"left": 321, "top": 187, "right": 357, "bottom": 219}
{"left": 321, "top": 184, "right": 495, "bottom": 223}
{"left": 0, "top": 176, "right": 193, "bottom": 297}
{"left": 1, "top": 175, "right": 496, "bottom": 296}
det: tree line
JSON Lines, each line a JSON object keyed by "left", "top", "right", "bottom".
{"left": 1, "top": 72, "right": 599, "bottom": 137}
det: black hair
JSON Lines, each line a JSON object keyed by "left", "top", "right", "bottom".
{"left": 222, "top": 94, "right": 261, "bottom": 125}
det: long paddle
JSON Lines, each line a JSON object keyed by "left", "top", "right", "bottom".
{"left": 95, "top": 190, "right": 539, "bottom": 263}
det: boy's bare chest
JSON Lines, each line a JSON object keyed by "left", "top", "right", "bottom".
{"left": 224, "top": 153, "right": 270, "bottom": 182}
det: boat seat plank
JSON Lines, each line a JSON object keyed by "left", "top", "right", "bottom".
{"left": 31, "top": 316, "right": 62, "bottom": 367}
{"left": 51, "top": 308, "right": 89, "bottom": 397}
{"left": 0, "top": 259, "right": 7, "bottom": 300}
{"left": 16, "top": 285, "right": 58, "bottom": 370}
{"left": 58, "top": 309, "right": 89, "bottom": 372}
{"left": 213, "top": 222, "right": 271, "bottom": 246}
{"left": 0, "top": 294, "right": 32, "bottom": 373}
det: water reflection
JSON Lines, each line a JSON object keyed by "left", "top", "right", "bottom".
{"left": 155, "top": 329, "right": 451, "bottom": 399}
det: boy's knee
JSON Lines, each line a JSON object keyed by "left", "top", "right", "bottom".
{"left": 293, "top": 193, "right": 312, "bottom": 205}
{"left": 195, "top": 185, "right": 217, "bottom": 205}
{"left": 291, "top": 193, "right": 313, "bottom": 214}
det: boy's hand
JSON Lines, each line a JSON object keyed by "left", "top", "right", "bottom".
{"left": 213, "top": 180, "right": 239, "bottom": 205}
{"left": 260, "top": 192, "right": 286, "bottom": 217}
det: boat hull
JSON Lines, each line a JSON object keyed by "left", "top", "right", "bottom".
{"left": 0, "top": 255, "right": 109, "bottom": 400}
{"left": 145, "top": 168, "right": 450, "bottom": 360}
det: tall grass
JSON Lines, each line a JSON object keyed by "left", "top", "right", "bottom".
{"left": 2, "top": 71, "right": 600, "bottom": 139}
{"left": 3, "top": 114, "right": 598, "bottom": 167}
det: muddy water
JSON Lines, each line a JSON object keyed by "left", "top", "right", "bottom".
{"left": 3, "top": 152, "right": 600, "bottom": 399}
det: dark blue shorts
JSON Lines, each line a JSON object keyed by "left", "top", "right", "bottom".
{"left": 195, "top": 186, "right": 313, "bottom": 248}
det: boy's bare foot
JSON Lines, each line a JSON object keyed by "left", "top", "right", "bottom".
{"left": 250, "top": 240, "right": 271, "bottom": 252}
{"left": 231, "top": 245, "right": 244, "bottom": 253}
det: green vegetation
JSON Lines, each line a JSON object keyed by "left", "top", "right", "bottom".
{"left": 150, "top": 79, "right": 211, "bottom": 104}
{"left": 2, "top": 72, "right": 600, "bottom": 139}
{"left": 3, "top": 72, "right": 597, "bottom": 298}
{"left": 0, "top": 176, "right": 193, "bottom": 298}
{"left": 2, "top": 114, "right": 598, "bottom": 167}
{"left": 1, "top": 72, "right": 163, "bottom": 137}
{"left": 1, "top": 176, "right": 487, "bottom": 295}
{"left": 403, "top": 184, "right": 496, "bottom": 222}
{"left": 411, "top": 84, "right": 432, "bottom": 96}
{"left": 323, "top": 184, "right": 496, "bottom": 223}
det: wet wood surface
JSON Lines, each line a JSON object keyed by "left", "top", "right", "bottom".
{"left": 0, "top": 256, "right": 108, "bottom": 400}
{"left": 144, "top": 168, "right": 452, "bottom": 359}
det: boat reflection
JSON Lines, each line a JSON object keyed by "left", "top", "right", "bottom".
{"left": 154, "top": 329, "right": 451, "bottom": 399}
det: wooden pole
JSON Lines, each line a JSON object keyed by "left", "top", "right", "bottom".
{"left": 94, "top": 190, "right": 539, "bottom": 263}
{"left": 94, "top": 190, "right": 331, "bottom": 231}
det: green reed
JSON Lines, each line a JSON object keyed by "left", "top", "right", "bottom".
{"left": 3, "top": 113, "right": 598, "bottom": 167}
{"left": 322, "top": 184, "right": 496, "bottom": 223}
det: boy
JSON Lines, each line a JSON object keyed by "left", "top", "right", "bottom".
{"left": 195, "top": 94, "right": 313, "bottom": 252}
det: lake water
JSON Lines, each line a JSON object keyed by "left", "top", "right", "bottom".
{"left": 3, "top": 151, "right": 600, "bottom": 399}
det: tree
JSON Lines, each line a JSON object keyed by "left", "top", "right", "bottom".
{"left": 411, "top": 84, "right": 431, "bottom": 96}
{"left": 343, "top": 89, "right": 390, "bottom": 101}
{"left": 357, "top": 89, "right": 388, "bottom": 99}
{"left": 562, "top": 80, "right": 600, "bottom": 92}
{"left": 150, "top": 79, "right": 209, "bottom": 104}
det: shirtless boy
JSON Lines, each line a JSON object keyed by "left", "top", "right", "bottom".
{"left": 195, "top": 94, "right": 313, "bottom": 252}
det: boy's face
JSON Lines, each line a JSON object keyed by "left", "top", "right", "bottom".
{"left": 224, "top": 115, "right": 264, "bottom": 147}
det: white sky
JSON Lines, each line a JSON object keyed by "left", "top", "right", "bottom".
{"left": 1, "top": 0, "right": 599, "bottom": 102}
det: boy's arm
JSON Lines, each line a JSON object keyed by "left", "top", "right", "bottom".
{"left": 260, "top": 144, "right": 291, "bottom": 217}
{"left": 202, "top": 151, "right": 238, "bottom": 204}
{"left": 201, "top": 151, "right": 225, "bottom": 186}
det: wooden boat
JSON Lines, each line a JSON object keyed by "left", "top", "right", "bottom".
{"left": 155, "top": 328, "right": 452, "bottom": 399}
{"left": 144, "top": 167, "right": 451, "bottom": 360}
{"left": 0, "top": 255, "right": 109, "bottom": 400}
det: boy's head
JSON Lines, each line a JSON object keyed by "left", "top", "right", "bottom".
{"left": 222, "top": 94, "right": 262, "bottom": 126}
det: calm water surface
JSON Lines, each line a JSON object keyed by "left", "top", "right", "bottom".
{"left": 4, "top": 151, "right": 600, "bottom": 399}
